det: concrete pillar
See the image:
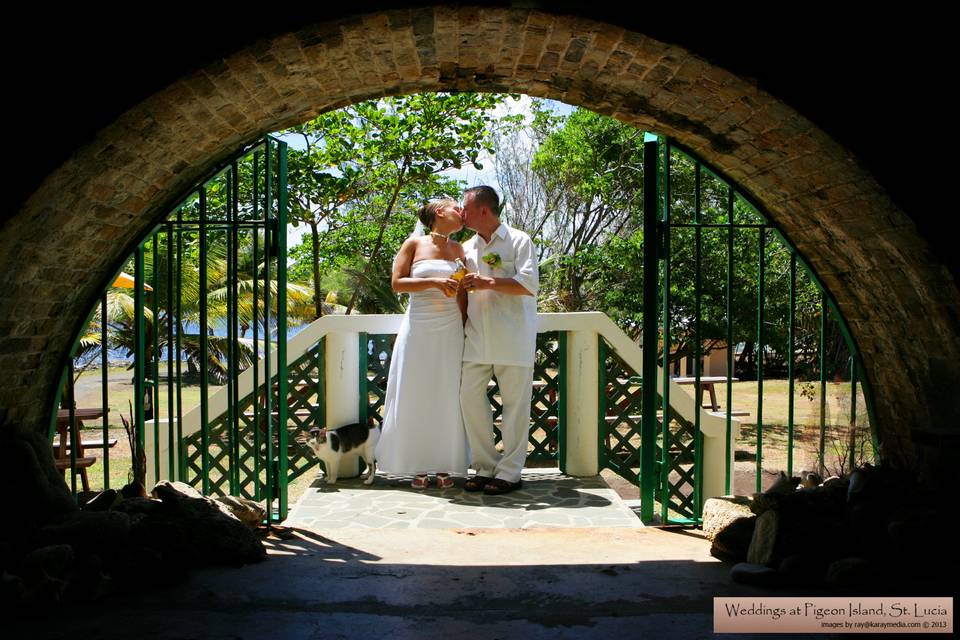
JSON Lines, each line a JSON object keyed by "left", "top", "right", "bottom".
{"left": 701, "top": 435, "right": 724, "bottom": 501}
{"left": 702, "top": 425, "right": 737, "bottom": 500}
{"left": 564, "top": 329, "right": 600, "bottom": 476}
{"left": 144, "top": 417, "right": 174, "bottom": 487}
{"left": 324, "top": 331, "right": 361, "bottom": 478}
{"left": 144, "top": 419, "right": 157, "bottom": 487}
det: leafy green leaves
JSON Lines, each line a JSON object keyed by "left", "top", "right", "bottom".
{"left": 280, "top": 92, "right": 512, "bottom": 314}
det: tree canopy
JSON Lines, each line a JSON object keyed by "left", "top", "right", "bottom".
{"left": 283, "top": 92, "right": 514, "bottom": 314}
{"left": 75, "top": 92, "right": 853, "bottom": 382}
{"left": 495, "top": 103, "right": 846, "bottom": 378}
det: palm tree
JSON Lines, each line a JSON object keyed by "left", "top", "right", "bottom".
{"left": 75, "top": 229, "right": 315, "bottom": 384}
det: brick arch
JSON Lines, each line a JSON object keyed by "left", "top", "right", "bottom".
{"left": 0, "top": 7, "right": 956, "bottom": 472}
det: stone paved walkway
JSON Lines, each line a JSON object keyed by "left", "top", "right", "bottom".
{"left": 285, "top": 468, "right": 643, "bottom": 529}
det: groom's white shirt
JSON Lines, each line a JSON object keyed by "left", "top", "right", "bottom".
{"left": 462, "top": 223, "right": 539, "bottom": 367}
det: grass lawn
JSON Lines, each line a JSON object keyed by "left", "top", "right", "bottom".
{"left": 712, "top": 378, "right": 868, "bottom": 431}
{"left": 602, "top": 377, "right": 874, "bottom": 506}
{"left": 69, "top": 365, "right": 223, "bottom": 430}
{"left": 62, "top": 368, "right": 873, "bottom": 503}
{"left": 716, "top": 379, "right": 872, "bottom": 479}
{"left": 63, "top": 366, "right": 223, "bottom": 493}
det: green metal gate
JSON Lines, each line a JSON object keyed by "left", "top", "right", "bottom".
{"left": 53, "top": 127, "right": 877, "bottom": 529}
{"left": 599, "top": 134, "right": 877, "bottom": 525}
{"left": 53, "top": 136, "right": 292, "bottom": 522}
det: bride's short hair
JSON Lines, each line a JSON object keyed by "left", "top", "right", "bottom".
{"left": 417, "top": 198, "right": 456, "bottom": 230}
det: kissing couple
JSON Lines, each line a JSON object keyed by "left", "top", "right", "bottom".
{"left": 374, "top": 186, "right": 539, "bottom": 495}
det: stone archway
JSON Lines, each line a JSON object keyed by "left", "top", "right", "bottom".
{"left": 0, "top": 6, "right": 957, "bottom": 474}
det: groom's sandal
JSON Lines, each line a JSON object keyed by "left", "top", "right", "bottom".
{"left": 482, "top": 478, "right": 522, "bottom": 495}
{"left": 464, "top": 475, "right": 493, "bottom": 492}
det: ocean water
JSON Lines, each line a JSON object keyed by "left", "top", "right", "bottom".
{"left": 90, "top": 321, "right": 309, "bottom": 366}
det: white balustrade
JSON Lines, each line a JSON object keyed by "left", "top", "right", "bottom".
{"left": 149, "top": 312, "right": 738, "bottom": 502}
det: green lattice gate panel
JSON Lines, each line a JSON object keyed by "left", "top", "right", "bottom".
{"left": 182, "top": 421, "right": 239, "bottom": 497}
{"left": 661, "top": 412, "right": 699, "bottom": 522}
{"left": 285, "top": 342, "right": 325, "bottom": 483}
{"left": 362, "top": 331, "right": 566, "bottom": 464}
{"left": 182, "top": 408, "right": 266, "bottom": 501}
{"left": 181, "top": 340, "right": 326, "bottom": 499}
{"left": 182, "top": 387, "right": 271, "bottom": 500}
{"left": 530, "top": 332, "right": 565, "bottom": 460}
{"left": 489, "top": 331, "right": 565, "bottom": 461}
{"left": 598, "top": 339, "right": 652, "bottom": 486}
{"left": 598, "top": 337, "right": 699, "bottom": 523}
{"left": 360, "top": 333, "right": 396, "bottom": 428}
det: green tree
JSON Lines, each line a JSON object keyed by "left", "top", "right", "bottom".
{"left": 288, "top": 175, "right": 464, "bottom": 313}
{"left": 76, "top": 230, "right": 314, "bottom": 384}
{"left": 503, "top": 106, "right": 840, "bottom": 375}
{"left": 283, "top": 92, "right": 514, "bottom": 315}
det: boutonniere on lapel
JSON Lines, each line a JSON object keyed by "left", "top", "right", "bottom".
{"left": 482, "top": 252, "right": 502, "bottom": 268}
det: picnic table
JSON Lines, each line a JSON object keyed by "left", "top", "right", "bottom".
{"left": 672, "top": 376, "right": 748, "bottom": 416}
{"left": 54, "top": 408, "right": 118, "bottom": 491}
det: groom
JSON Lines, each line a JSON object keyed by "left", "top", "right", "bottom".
{"left": 458, "top": 186, "right": 539, "bottom": 495}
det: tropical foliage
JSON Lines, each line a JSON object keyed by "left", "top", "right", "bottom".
{"left": 494, "top": 101, "right": 850, "bottom": 378}
{"left": 76, "top": 230, "right": 314, "bottom": 384}
{"left": 283, "top": 92, "right": 515, "bottom": 315}
{"left": 73, "top": 92, "right": 852, "bottom": 384}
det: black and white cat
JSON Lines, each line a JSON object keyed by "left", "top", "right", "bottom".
{"left": 303, "top": 422, "right": 379, "bottom": 485}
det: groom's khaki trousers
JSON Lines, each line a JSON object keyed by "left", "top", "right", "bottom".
{"left": 460, "top": 362, "right": 534, "bottom": 483}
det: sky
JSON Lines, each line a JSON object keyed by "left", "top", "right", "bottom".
{"left": 278, "top": 95, "right": 576, "bottom": 248}
{"left": 445, "top": 95, "right": 574, "bottom": 190}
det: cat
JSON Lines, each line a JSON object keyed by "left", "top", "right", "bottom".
{"left": 303, "top": 422, "right": 379, "bottom": 485}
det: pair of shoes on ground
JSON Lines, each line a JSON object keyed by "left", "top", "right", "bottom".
{"left": 411, "top": 473, "right": 455, "bottom": 490}
{"left": 464, "top": 475, "right": 522, "bottom": 495}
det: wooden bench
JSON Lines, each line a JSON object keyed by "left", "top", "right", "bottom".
{"left": 603, "top": 409, "right": 750, "bottom": 424}
{"left": 54, "top": 457, "right": 97, "bottom": 472}
{"left": 673, "top": 376, "right": 739, "bottom": 412}
{"left": 54, "top": 408, "right": 110, "bottom": 491}
{"left": 53, "top": 438, "right": 119, "bottom": 489}
{"left": 52, "top": 438, "right": 118, "bottom": 454}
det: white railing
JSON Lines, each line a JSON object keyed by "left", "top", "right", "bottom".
{"left": 146, "top": 312, "right": 739, "bottom": 501}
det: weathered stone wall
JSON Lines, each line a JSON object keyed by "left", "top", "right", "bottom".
{"left": 1, "top": 7, "right": 957, "bottom": 472}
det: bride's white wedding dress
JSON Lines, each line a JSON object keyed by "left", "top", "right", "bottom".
{"left": 375, "top": 259, "right": 469, "bottom": 475}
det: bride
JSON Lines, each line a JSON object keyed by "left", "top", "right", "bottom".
{"left": 374, "top": 198, "right": 469, "bottom": 489}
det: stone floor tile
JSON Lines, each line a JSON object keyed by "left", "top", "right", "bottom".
{"left": 285, "top": 468, "right": 643, "bottom": 530}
